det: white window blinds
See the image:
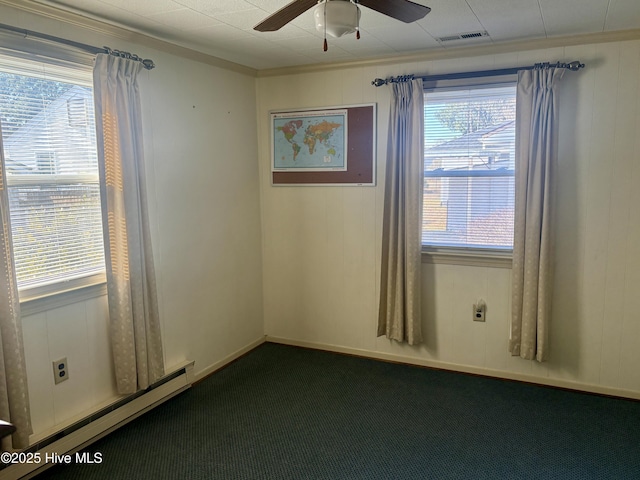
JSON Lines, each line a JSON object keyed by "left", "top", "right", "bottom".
{"left": 423, "top": 84, "right": 516, "bottom": 250}
{"left": 0, "top": 56, "right": 105, "bottom": 294}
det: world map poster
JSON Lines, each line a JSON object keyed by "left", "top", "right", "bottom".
{"left": 272, "top": 109, "right": 348, "bottom": 172}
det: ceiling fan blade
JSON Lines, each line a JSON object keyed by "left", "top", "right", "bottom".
{"left": 359, "top": 0, "right": 431, "bottom": 23}
{"left": 254, "top": 0, "right": 318, "bottom": 32}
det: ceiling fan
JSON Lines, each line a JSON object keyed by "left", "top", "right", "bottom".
{"left": 254, "top": 0, "right": 431, "bottom": 51}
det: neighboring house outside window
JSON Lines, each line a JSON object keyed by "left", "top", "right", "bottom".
{"left": 67, "top": 95, "right": 89, "bottom": 128}
{"left": 36, "top": 152, "right": 56, "bottom": 174}
{"left": 423, "top": 84, "right": 516, "bottom": 255}
{"left": 0, "top": 56, "right": 105, "bottom": 299}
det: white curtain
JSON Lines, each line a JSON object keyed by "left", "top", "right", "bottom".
{"left": 93, "top": 54, "right": 164, "bottom": 394}
{"left": 0, "top": 123, "right": 31, "bottom": 450}
{"left": 378, "top": 79, "right": 424, "bottom": 345}
{"left": 510, "top": 67, "right": 565, "bottom": 361}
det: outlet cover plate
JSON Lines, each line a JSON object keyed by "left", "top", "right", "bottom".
{"left": 53, "top": 357, "right": 69, "bottom": 384}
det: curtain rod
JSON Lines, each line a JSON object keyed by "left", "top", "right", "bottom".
{"left": 371, "top": 60, "right": 584, "bottom": 87}
{"left": 0, "top": 22, "right": 155, "bottom": 70}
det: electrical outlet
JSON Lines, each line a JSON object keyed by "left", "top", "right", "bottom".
{"left": 52, "top": 357, "right": 69, "bottom": 384}
{"left": 473, "top": 300, "right": 486, "bottom": 322}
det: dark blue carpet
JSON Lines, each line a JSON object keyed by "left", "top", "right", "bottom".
{"left": 36, "top": 343, "right": 640, "bottom": 479}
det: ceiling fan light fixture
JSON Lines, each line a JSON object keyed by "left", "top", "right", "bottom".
{"left": 314, "top": 1, "right": 361, "bottom": 38}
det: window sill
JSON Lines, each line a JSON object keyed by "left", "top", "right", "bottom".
{"left": 421, "top": 248, "right": 512, "bottom": 269}
{"left": 20, "top": 280, "right": 107, "bottom": 317}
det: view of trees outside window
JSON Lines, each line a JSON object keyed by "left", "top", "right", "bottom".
{"left": 0, "top": 68, "right": 105, "bottom": 290}
{"left": 423, "top": 85, "right": 516, "bottom": 249}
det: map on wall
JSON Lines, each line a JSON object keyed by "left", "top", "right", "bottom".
{"left": 272, "top": 109, "right": 347, "bottom": 172}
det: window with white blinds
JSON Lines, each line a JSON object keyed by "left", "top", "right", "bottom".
{"left": 0, "top": 56, "right": 105, "bottom": 297}
{"left": 423, "top": 84, "right": 516, "bottom": 250}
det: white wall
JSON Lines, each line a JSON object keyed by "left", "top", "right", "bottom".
{"left": 22, "top": 297, "right": 113, "bottom": 440}
{"left": 257, "top": 40, "right": 640, "bottom": 397}
{"left": 1, "top": 4, "right": 264, "bottom": 438}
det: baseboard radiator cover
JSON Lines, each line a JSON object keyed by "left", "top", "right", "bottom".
{"left": 1, "top": 361, "right": 194, "bottom": 480}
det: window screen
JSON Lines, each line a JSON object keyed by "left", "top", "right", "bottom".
{"left": 0, "top": 57, "right": 105, "bottom": 294}
{"left": 423, "top": 84, "right": 516, "bottom": 250}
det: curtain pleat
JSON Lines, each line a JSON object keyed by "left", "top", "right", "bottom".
{"left": 378, "top": 79, "right": 424, "bottom": 345}
{"left": 93, "top": 54, "right": 164, "bottom": 394}
{"left": 510, "top": 67, "right": 564, "bottom": 361}
{"left": 0, "top": 122, "right": 32, "bottom": 450}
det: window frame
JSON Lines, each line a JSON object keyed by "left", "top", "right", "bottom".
{"left": 0, "top": 54, "right": 107, "bottom": 304}
{"left": 421, "top": 77, "right": 517, "bottom": 267}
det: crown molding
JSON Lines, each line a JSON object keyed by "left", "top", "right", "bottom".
{"left": 257, "top": 28, "right": 640, "bottom": 78}
{"left": 0, "top": 0, "right": 258, "bottom": 77}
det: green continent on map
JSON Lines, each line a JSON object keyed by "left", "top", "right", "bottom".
{"left": 292, "top": 142, "right": 301, "bottom": 159}
{"left": 303, "top": 120, "right": 342, "bottom": 155}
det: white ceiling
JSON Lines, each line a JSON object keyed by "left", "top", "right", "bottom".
{"left": 31, "top": 0, "right": 640, "bottom": 70}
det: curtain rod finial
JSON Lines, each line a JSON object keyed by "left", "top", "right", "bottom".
{"left": 372, "top": 78, "right": 386, "bottom": 87}
{"left": 567, "top": 61, "right": 584, "bottom": 71}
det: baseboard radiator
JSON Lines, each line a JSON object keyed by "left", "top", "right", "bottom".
{"left": 2, "top": 361, "right": 194, "bottom": 480}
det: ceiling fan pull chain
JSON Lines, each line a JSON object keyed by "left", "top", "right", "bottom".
{"left": 355, "top": 1, "right": 361, "bottom": 39}
{"left": 323, "top": 2, "right": 328, "bottom": 51}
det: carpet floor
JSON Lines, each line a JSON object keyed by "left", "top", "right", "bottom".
{"left": 36, "top": 343, "right": 640, "bottom": 479}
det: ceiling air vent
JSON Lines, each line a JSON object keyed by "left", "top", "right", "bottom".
{"left": 460, "top": 31, "right": 486, "bottom": 39}
{"left": 437, "top": 31, "right": 490, "bottom": 43}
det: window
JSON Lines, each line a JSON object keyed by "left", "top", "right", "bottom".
{"left": 0, "top": 56, "right": 105, "bottom": 299}
{"left": 423, "top": 84, "right": 516, "bottom": 252}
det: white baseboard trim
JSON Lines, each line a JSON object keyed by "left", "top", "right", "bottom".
{"left": 265, "top": 336, "right": 640, "bottom": 401}
{"left": 193, "top": 336, "right": 266, "bottom": 383}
